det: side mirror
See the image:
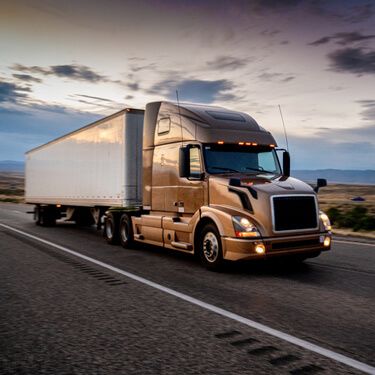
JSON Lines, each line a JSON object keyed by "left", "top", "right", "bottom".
{"left": 314, "top": 178, "right": 327, "bottom": 193}
{"left": 179, "top": 147, "right": 189, "bottom": 178}
{"left": 282, "top": 151, "right": 290, "bottom": 177}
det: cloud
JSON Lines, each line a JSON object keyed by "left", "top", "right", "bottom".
{"left": 257, "top": 71, "right": 295, "bottom": 83}
{"left": 356, "top": 100, "right": 375, "bottom": 121}
{"left": 0, "top": 80, "right": 31, "bottom": 103}
{"left": 74, "top": 94, "right": 114, "bottom": 103}
{"left": 148, "top": 78, "right": 236, "bottom": 103}
{"left": 309, "top": 32, "right": 375, "bottom": 46}
{"left": 206, "top": 56, "right": 248, "bottom": 71}
{"left": 12, "top": 63, "right": 108, "bottom": 82}
{"left": 328, "top": 47, "right": 375, "bottom": 75}
{"left": 12, "top": 74, "right": 42, "bottom": 83}
{"left": 0, "top": 105, "right": 101, "bottom": 160}
{"left": 127, "top": 82, "right": 139, "bottom": 91}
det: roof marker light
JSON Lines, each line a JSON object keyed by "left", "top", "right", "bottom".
{"left": 252, "top": 142, "right": 258, "bottom": 146}
{"left": 238, "top": 142, "right": 244, "bottom": 145}
{"left": 245, "top": 142, "right": 251, "bottom": 146}
{"left": 217, "top": 141, "right": 224, "bottom": 144}
{"left": 269, "top": 144, "right": 275, "bottom": 148}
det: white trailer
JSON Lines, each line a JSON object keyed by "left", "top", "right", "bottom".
{"left": 25, "top": 108, "right": 144, "bottom": 225}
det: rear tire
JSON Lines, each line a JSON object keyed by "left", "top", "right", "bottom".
{"left": 198, "top": 223, "right": 224, "bottom": 271}
{"left": 119, "top": 213, "right": 134, "bottom": 249}
{"left": 103, "top": 212, "right": 119, "bottom": 245}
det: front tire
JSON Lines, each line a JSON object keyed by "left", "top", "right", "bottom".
{"left": 103, "top": 212, "right": 119, "bottom": 245}
{"left": 198, "top": 223, "right": 224, "bottom": 271}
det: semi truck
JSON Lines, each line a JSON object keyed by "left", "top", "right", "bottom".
{"left": 25, "top": 101, "right": 332, "bottom": 270}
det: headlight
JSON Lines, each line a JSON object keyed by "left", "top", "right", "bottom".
{"left": 232, "top": 216, "right": 260, "bottom": 237}
{"left": 319, "top": 211, "right": 332, "bottom": 231}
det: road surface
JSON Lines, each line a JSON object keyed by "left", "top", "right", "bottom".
{"left": 0, "top": 202, "right": 374, "bottom": 374}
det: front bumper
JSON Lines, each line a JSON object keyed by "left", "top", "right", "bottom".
{"left": 222, "top": 232, "right": 331, "bottom": 261}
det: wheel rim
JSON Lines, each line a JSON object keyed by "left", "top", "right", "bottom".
{"left": 203, "top": 231, "right": 219, "bottom": 263}
{"left": 106, "top": 220, "right": 113, "bottom": 239}
{"left": 120, "top": 221, "right": 128, "bottom": 243}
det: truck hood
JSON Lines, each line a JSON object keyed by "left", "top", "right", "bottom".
{"left": 208, "top": 174, "right": 318, "bottom": 236}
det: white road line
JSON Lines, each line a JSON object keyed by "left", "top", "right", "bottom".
{"left": 1, "top": 222, "right": 374, "bottom": 375}
{"left": 334, "top": 239, "right": 375, "bottom": 248}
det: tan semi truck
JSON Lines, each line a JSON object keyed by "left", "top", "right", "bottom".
{"left": 26, "top": 101, "right": 332, "bottom": 270}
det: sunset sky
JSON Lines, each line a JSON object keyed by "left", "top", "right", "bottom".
{"left": 1, "top": 0, "right": 374, "bottom": 169}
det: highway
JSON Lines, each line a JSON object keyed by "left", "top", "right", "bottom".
{"left": 0, "top": 202, "right": 374, "bottom": 374}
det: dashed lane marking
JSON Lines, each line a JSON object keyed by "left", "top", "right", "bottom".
{"left": 1, "top": 222, "right": 374, "bottom": 375}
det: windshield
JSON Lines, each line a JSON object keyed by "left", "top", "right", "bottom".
{"left": 203, "top": 144, "right": 281, "bottom": 175}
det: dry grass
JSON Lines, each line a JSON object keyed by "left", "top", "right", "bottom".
{"left": 0, "top": 172, "right": 24, "bottom": 203}
{"left": 318, "top": 184, "right": 375, "bottom": 215}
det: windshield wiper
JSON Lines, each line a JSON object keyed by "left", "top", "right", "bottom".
{"left": 211, "top": 166, "right": 240, "bottom": 173}
{"left": 245, "top": 167, "right": 275, "bottom": 174}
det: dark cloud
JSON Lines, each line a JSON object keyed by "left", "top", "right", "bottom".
{"left": 343, "top": 3, "right": 374, "bottom": 23}
{"left": 309, "top": 32, "right": 375, "bottom": 46}
{"left": 257, "top": 71, "right": 295, "bottom": 83}
{"left": 0, "top": 105, "right": 101, "bottom": 160}
{"left": 127, "top": 82, "right": 139, "bottom": 91}
{"left": 356, "top": 100, "right": 375, "bottom": 121}
{"left": 0, "top": 80, "right": 31, "bottom": 103}
{"left": 328, "top": 47, "right": 375, "bottom": 75}
{"left": 206, "top": 56, "right": 248, "bottom": 71}
{"left": 148, "top": 79, "right": 236, "bottom": 103}
{"left": 12, "top": 74, "right": 42, "bottom": 83}
{"left": 12, "top": 63, "right": 108, "bottom": 82}
{"left": 75, "top": 94, "right": 114, "bottom": 103}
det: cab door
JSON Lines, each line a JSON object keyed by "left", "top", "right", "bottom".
{"left": 178, "top": 145, "right": 206, "bottom": 214}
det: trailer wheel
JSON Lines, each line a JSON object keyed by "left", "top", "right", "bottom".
{"left": 103, "top": 212, "right": 119, "bottom": 245}
{"left": 198, "top": 223, "right": 224, "bottom": 271}
{"left": 119, "top": 213, "right": 134, "bottom": 249}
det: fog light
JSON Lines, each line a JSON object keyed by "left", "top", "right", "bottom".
{"left": 323, "top": 237, "right": 331, "bottom": 247}
{"left": 255, "top": 244, "right": 266, "bottom": 254}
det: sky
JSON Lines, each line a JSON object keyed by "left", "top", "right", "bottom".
{"left": 0, "top": 0, "right": 375, "bottom": 170}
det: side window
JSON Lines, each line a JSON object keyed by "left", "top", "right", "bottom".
{"left": 258, "top": 151, "right": 277, "bottom": 172}
{"left": 189, "top": 147, "right": 202, "bottom": 178}
{"left": 157, "top": 117, "right": 171, "bottom": 135}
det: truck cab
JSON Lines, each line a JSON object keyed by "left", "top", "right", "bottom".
{"left": 115, "top": 101, "right": 332, "bottom": 270}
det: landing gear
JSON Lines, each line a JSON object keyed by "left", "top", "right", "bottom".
{"left": 34, "top": 205, "right": 56, "bottom": 227}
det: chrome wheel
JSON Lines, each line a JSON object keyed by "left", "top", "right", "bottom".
{"left": 203, "top": 231, "right": 219, "bottom": 263}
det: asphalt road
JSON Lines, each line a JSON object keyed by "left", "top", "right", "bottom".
{"left": 0, "top": 202, "right": 374, "bottom": 374}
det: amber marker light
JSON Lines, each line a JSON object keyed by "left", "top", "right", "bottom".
{"left": 252, "top": 142, "right": 258, "bottom": 146}
{"left": 238, "top": 142, "right": 244, "bottom": 145}
{"left": 255, "top": 244, "right": 266, "bottom": 254}
{"left": 56, "top": 204, "right": 61, "bottom": 208}
{"left": 245, "top": 142, "right": 251, "bottom": 146}
{"left": 217, "top": 141, "right": 224, "bottom": 144}
{"left": 269, "top": 144, "right": 275, "bottom": 148}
